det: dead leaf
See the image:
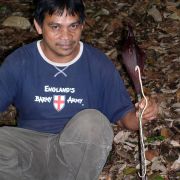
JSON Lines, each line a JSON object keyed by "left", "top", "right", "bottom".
{"left": 2, "top": 16, "right": 31, "bottom": 30}
{"left": 114, "top": 131, "right": 131, "bottom": 144}
{"left": 177, "top": 89, "right": 180, "bottom": 102}
{"left": 160, "top": 128, "right": 170, "bottom": 138}
{"left": 151, "top": 158, "right": 167, "bottom": 173}
{"left": 145, "top": 150, "right": 159, "bottom": 161}
{"left": 168, "top": 12, "right": 180, "bottom": 21}
{"left": 0, "top": 0, "right": 180, "bottom": 179}
{"left": 107, "top": 18, "right": 123, "bottom": 32}
{"left": 170, "top": 140, "right": 180, "bottom": 147}
{"left": 85, "top": 18, "right": 96, "bottom": 29}
{"left": 148, "top": 5, "right": 162, "bottom": 22}
{"left": 171, "top": 155, "right": 180, "bottom": 171}
{"left": 99, "top": 175, "right": 112, "bottom": 180}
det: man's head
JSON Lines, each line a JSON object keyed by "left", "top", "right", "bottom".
{"left": 34, "top": 0, "right": 85, "bottom": 26}
{"left": 33, "top": 0, "right": 85, "bottom": 63}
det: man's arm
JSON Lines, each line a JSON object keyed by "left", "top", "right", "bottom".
{"left": 116, "top": 97, "right": 159, "bottom": 131}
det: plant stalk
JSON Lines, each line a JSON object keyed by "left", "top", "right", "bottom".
{"left": 137, "top": 94, "right": 147, "bottom": 180}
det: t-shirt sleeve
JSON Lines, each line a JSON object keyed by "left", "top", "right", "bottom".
{"left": 101, "top": 67, "right": 135, "bottom": 123}
{"left": 0, "top": 56, "right": 19, "bottom": 112}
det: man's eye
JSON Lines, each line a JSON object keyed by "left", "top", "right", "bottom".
{"left": 50, "top": 25, "right": 59, "bottom": 30}
{"left": 69, "top": 23, "right": 80, "bottom": 31}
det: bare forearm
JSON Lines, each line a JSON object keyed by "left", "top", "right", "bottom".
{"left": 116, "top": 110, "right": 139, "bottom": 131}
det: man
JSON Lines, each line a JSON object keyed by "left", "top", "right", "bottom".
{"left": 0, "top": 0, "right": 158, "bottom": 179}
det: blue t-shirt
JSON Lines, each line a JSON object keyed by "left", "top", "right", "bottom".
{"left": 0, "top": 41, "right": 134, "bottom": 133}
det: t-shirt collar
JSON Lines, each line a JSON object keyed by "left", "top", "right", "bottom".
{"left": 37, "top": 40, "right": 83, "bottom": 67}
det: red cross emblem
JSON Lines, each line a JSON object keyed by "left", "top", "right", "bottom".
{"left": 53, "top": 95, "right": 66, "bottom": 112}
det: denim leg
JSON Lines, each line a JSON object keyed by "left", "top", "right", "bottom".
{"left": 0, "top": 127, "right": 50, "bottom": 180}
{"left": 0, "top": 110, "right": 113, "bottom": 180}
{"left": 47, "top": 135, "right": 71, "bottom": 180}
{"left": 0, "top": 140, "right": 21, "bottom": 180}
{"left": 58, "top": 109, "right": 114, "bottom": 180}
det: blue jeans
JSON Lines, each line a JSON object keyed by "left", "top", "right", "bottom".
{"left": 0, "top": 109, "right": 114, "bottom": 180}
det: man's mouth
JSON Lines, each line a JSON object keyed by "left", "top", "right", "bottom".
{"left": 56, "top": 43, "right": 74, "bottom": 50}
{"left": 56, "top": 41, "right": 74, "bottom": 46}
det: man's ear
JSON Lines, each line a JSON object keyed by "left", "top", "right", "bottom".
{"left": 81, "top": 23, "right": 84, "bottom": 30}
{"left": 34, "top": 19, "right": 42, "bottom": 35}
{"left": 79, "top": 21, "right": 85, "bottom": 31}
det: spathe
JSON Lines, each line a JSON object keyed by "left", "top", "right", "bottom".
{"left": 121, "top": 25, "right": 146, "bottom": 95}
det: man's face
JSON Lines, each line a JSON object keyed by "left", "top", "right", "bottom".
{"left": 34, "top": 10, "right": 84, "bottom": 63}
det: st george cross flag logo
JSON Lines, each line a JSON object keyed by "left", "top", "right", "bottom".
{"left": 53, "top": 95, "right": 66, "bottom": 112}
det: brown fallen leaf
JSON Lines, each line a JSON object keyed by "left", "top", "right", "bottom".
{"left": 160, "top": 128, "right": 170, "bottom": 139}
{"left": 84, "top": 17, "right": 96, "bottom": 29}
{"left": 148, "top": 5, "right": 162, "bottom": 22}
{"left": 107, "top": 18, "right": 123, "bottom": 32}
{"left": 145, "top": 150, "right": 159, "bottom": 161}
{"left": 171, "top": 155, "right": 180, "bottom": 171}
{"left": 176, "top": 89, "right": 180, "bottom": 102}
{"left": 98, "top": 175, "right": 112, "bottom": 180}
{"left": 0, "top": 0, "right": 180, "bottom": 179}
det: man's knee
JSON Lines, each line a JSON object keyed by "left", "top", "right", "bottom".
{"left": 60, "top": 109, "right": 114, "bottom": 146}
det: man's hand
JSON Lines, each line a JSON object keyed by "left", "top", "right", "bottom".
{"left": 117, "top": 96, "right": 159, "bottom": 131}
{"left": 135, "top": 96, "right": 159, "bottom": 124}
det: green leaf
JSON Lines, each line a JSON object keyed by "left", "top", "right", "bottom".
{"left": 149, "top": 173, "right": 164, "bottom": 180}
{"left": 0, "top": 5, "right": 7, "bottom": 13}
{"left": 146, "top": 135, "right": 165, "bottom": 143}
{"left": 123, "top": 167, "right": 137, "bottom": 175}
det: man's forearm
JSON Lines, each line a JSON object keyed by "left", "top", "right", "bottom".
{"left": 116, "top": 110, "right": 139, "bottom": 131}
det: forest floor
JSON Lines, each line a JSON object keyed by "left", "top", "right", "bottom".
{"left": 0, "top": 0, "right": 179, "bottom": 179}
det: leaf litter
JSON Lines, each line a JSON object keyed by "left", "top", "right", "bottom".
{"left": 0, "top": 0, "right": 179, "bottom": 179}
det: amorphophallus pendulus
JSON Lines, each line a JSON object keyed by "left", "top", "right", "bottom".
{"left": 121, "top": 25, "right": 146, "bottom": 95}
{"left": 121, "top": 25, "right": 147, "bottom": 179}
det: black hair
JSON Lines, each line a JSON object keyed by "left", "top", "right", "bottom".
{"left": 33, "top": 0, "right": 85, "bottom": 25}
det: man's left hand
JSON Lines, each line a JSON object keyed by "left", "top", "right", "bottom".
{"left": 135, "top": 96, "right": 159, "bottom": 124}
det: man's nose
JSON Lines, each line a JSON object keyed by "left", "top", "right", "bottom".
{"left": 59, "top": 27, "right": 72, "bottom": 39}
